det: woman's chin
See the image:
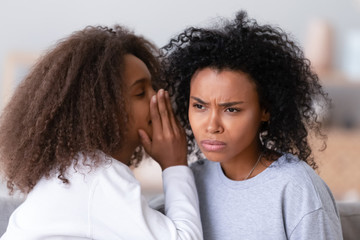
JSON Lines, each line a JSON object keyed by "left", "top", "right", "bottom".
{"left": 202, "top": 152, "right": 224, "bottom": 163}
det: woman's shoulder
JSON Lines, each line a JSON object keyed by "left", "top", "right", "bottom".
{"left": 274, "top": 154, "right": 339, "bottom": 227}
{"left": 190, "top": 158, "right": 213, "bottom": 172}
{"left": 273, "top": 153, "right": 317, "bottom": 180}
{"left": 273, "top": 153, "right": 333, "bottom": 201}
{"left": 189, "top": 159, "right": 220, "bottom": 183}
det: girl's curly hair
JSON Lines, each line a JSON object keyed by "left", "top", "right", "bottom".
{"left": 0, "top": 25, "right": 160, "bottom": 194}
{"left": 162, "top": 11, "right": 330, "bottom": 169}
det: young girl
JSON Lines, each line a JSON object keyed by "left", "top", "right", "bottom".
{"left": 162, "top": 11, "right": 343, "bottom": 240}
{"left": 0, "top": 25, "right": 202, "bottom": 239}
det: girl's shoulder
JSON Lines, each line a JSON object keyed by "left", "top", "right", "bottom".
{"left": 70, "top": 151, "right": 136, "bottom": 184}
{"left": 94, "top": 157, "right": 136, "bottom": 184}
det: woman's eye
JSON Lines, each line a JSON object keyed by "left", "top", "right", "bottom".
{"left": 225, "top": 108, "right": 239, "bottom": 113}
{"left": 193, "top": 103, "right": 205, "bottom": 110}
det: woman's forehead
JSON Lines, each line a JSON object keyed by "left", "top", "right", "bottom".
{"left": 190, "top": 68, "right": 257, "bottom": 97}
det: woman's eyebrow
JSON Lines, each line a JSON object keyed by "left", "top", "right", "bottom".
{"left": 190, "top": 96, "right": 208, "bottom": 105}
{"left": 190, "top": 96, "right": 244, "bottom": 107}
{"left": 218, "top": 101, "right": 244, "bottom": 107}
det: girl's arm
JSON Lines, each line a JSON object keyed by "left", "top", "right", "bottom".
{"left": 138, "top": 89, "right": 187, "bottom": 170}
{"left": 90, "top": 161, "right": 202, "bottom": 240}
{"left": 135, "top": 89, "right": 203, "bottom": 239}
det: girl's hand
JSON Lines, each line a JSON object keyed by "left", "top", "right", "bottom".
{"left": 138, "top": 89, "right": 187, "bottom": 170}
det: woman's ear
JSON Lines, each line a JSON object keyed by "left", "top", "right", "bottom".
{"left": 261, "top": 109, "right": 270, "bottom": 122}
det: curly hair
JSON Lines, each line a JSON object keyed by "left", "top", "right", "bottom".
{"left": 161, "top": 11, "right": 330, "bottom": 169}
{"left": 0, "top": 25, "right": 160, "bottom": 194}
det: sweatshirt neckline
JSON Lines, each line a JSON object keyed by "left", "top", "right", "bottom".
{"left": 215, "top": 154, "right": 286, "bottom": 189}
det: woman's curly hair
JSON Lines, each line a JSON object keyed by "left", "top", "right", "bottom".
{"left": 0, "top": 25, "right": 160, "bottom": 194}
{"left": 162, "top": 11, "right": 330, "bottom": 169}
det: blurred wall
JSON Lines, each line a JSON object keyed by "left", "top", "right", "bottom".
{"left": 1, "top": 0, "right": 360, "bottom": 107}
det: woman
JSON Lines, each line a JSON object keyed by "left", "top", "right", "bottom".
{"left": 162, "top": 10, "right": 342, "bottom": 240}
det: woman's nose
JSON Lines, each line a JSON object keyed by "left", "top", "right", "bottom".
{"left": 206, "top": 111, "right": 224, "bottom": 134}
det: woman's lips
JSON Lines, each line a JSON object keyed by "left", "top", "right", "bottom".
{"left": 200, "top": 140, "right": 226, "bottom": 152}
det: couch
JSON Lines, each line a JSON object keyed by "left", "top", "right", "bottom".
{"left": 337, "top": 201, "right": 360, "bottom": 240}
{"left": 0, "top": 196, "right": 23, "bottom": 236}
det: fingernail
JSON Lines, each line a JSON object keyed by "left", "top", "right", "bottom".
{"left": 165, "top": 91, "right": 169, "bottom": 98}
{"left": 159, "top": 89, "right": 164, "bottom": 96}
{"left": 152, "top": 95, "right": 157, "bottom": 103}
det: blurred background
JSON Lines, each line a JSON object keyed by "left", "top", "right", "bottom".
{"left": 0, "top": 0, "right": 359, "bottom": 201}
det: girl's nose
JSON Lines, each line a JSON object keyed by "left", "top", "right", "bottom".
{"left": 149, "top": 87, "right": 156, "bottom": 99}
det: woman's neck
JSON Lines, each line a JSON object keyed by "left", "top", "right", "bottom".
{"left": 219, "top": 147, "right": 273, "bottom": 181}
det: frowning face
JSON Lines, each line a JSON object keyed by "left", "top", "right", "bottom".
{"left": 188, "top": 68, "right": 269, "bottom": 165}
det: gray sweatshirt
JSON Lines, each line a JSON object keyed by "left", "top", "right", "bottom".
{"left": 191, "top": 153, "right": 343, "bottom": 240}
